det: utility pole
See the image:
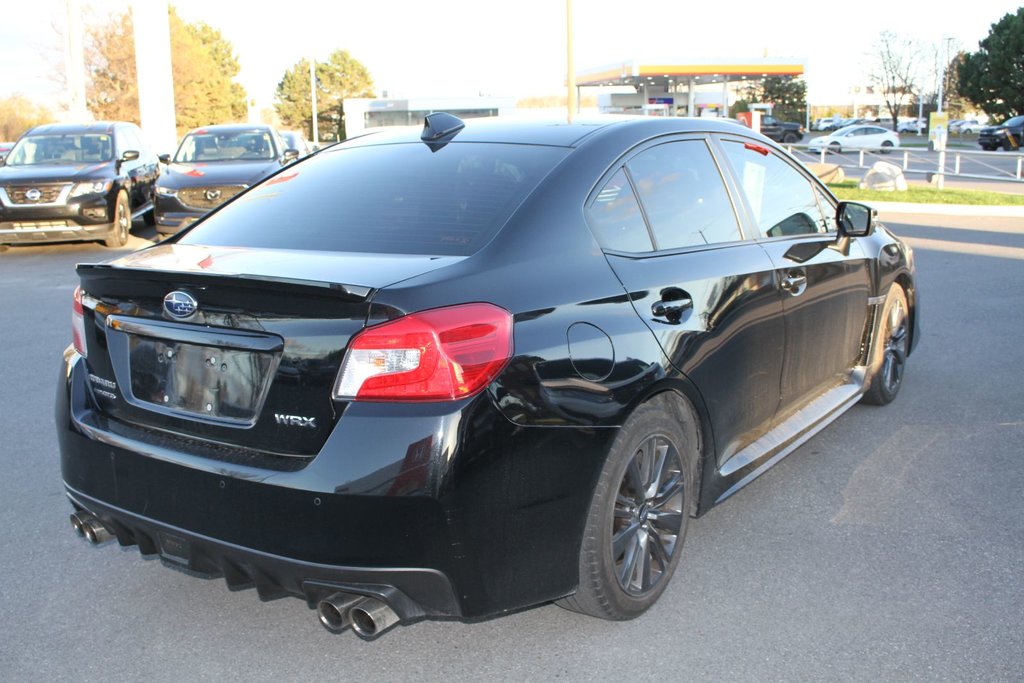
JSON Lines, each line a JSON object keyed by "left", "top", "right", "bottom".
{"left": 63, "top": 0, "right": 88, "bottom": 121}
{"left": 309, "top": 54, "right": 319, "bottom": 144}
{"left": 566, "top": 0, "right": 575, "bottom": 123}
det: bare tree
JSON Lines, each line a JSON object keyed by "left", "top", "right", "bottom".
{"left": 869, "top": 32, "right": 921, "bottom": 131}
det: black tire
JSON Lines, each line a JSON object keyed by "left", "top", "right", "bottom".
{"left": 981, "top": 144, "right": 995, "bottom": 151}
{"left": 829, "top": 142, "right": 842, "bottom": 154}
{"left": 143, "top": 206, "right": 155, "bottom": 226}
{"left": 558, "top": 393, "right": 699, "bottom": 620}
{"left": 104, "top": 191, "right": 131, "bottom": 248}
{"left": 782, "top": 132, "right": 799, "bottom": 144}
{"left": 861, "top": 284, "right": 909, "bottom": 406}
{"left": 880, "top": 140, "right": 894, "bottom": 154}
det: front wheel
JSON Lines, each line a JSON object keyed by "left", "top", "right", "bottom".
{"left": 782, "top": 132, "right": 799, "bottom": 144}
{"left": 558, "top": 394, "right": 698, "bottom": 620}
{"left": 862, "top": 283, "right": 909, "bottom": 405}
{"left": 104, "top": 191, "right": 131, "bottom": 248}
{"left": 829, "top": 142, "right": 842, "bottom": 154}
{"left": 880, "top": 140, "right": 894, "bottom": 154}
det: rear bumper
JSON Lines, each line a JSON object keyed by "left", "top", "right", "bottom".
{"left": 65, "top": 486, "right": 458, "bottom": 621}
{"left": 57, "top": 350, "right": 616, "bottom": 620}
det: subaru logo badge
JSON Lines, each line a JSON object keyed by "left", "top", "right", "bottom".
{"left": 163, "top": 290, "right": 198, "bottom": 319}
{"left": 25, "top": 188, "right": 42, "bottom": 201}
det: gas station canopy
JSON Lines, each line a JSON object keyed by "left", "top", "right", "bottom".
{"left": 576, "top": 58, "right": 805, "bottom": 90}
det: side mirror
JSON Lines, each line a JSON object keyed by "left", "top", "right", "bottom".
{"left": 836, "top": 201, "right": 875, "bottom": 238}
{"left": 121, "top": 150, "right": 140, "bottom": 162}
{"left": 158, "top": 153, "right": 171, "bottom": 165}
{"left": 282, "top": 149, "right": 300, "bottom": 163}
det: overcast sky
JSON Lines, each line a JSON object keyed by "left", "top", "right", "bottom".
{"left": 2, "top": 0, "right": 1020, "bottom": 111}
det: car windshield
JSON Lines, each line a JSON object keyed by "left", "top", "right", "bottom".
{"left": 1002, "top": 116, "right": 1024, "bottom": 127}
{"left": 180, "top": 141, "right": 570, "bottom": 257}
{"left": 174, "top": 130, "right": 277, "bottom": 162}
{"left": 4, "top": 133, "right": 114, "bottom": 165}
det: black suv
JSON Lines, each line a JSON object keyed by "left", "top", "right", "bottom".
{"left": 978, "top": 115, "right": 1024, "bottom": 151}
{"left": 0, "top": 122, "right": 159, "bottom": 247}
{"left": 155, "top": 124, "right": 298, "bottom": 236}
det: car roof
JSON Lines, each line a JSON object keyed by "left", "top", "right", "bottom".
{"left": 340, "top": 115, "right": 764, "bottom": 149}
{"left": 26, "top": 121, "right": 121, "bottom": 136}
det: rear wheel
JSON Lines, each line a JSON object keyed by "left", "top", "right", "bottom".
{"left": 782, "top": 132, "right": 799, "bottom": 144}
{"left": 104, "top": 191, "right": 130, "bottom": 248}
{"left": 880, "top": 140, "right": 894, "bottom": 154}
{"left": 559, "top": 394, "right": 698, "bottom": 620}
{"left": 862, "top": 283, "right": 909, "bottom": 405}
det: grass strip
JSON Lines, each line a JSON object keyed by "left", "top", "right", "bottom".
{"left": 826, "top": 180, "right": 1024, "bottom": 206}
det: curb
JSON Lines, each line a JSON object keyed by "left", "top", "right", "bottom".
{"left": 868, "top": 201, "right": 1024, "bottom": 217}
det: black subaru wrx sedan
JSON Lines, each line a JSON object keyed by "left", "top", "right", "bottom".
{"left": 57, "top": 114, "right": 919, "bottom": 638}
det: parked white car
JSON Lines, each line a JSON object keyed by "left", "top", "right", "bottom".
{"left": 952, "top": 119, "right": 984, "bottom": 134}
{"left": 897, "top": 118, "right": 926, "bottom": 133}
{"left": 808, "top": 125, "right": 900, "bottom": 153}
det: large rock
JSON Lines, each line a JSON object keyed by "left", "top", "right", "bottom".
{"left": 859, "top": 161, "right": 908, "bottom": 192}
{"left": 805, "top": 162, "right": 845, "bottom": 184}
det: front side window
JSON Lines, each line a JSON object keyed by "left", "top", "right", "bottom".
{"left": 626, "top": 140, "right": 742, "bottom": 250}
{"left": 721, "top": 141, "right": 827, "bottom": 239}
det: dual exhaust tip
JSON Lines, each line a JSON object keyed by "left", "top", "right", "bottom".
{"left": 318, "top": 593, "right": 400, "bottom": 639}
{"left": 70, "top": 511, "right": 112, "bottom": 545}
{"left": 70, "top": 511, "right": 400, "bottom": 638}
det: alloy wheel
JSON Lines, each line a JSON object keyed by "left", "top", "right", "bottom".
{"left": 882, "top": 298, "right": 908, "bottom": 395}
{"left": 611, "top": 434, "right": 685, "bottom": 596}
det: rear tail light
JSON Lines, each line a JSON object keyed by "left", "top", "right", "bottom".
{"left": 334, "top": 303, "right": 513, "bottom": 402}
{"left": 72, "top": 286, "right": 88, "bottom": 358}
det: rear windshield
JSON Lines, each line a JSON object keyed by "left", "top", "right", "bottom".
{"left": 179, "top": 142, "right": 569, "bottom": 256}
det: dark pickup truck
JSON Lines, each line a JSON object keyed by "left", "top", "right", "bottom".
{"left": 759, "top": 116, "right": 805, "bottom": 143}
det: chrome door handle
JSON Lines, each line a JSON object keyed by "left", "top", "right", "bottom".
{"left": 781, "top": 274, "right": 807, "bottom": 295}
{"left": 652, "top": 297, "right": 692, "bottom": 318}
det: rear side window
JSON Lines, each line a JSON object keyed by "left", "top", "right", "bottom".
{"left": 181, "top": 142, "right": 568, "bottom": 256}
{"left": 626, "top": 140, "right": 742, "bottom": 249}
{"left": 587, "top": 168, "right": 653, "bottom": 252}
{"left": 721, "top": 141, "right": 827, "bottom": 238}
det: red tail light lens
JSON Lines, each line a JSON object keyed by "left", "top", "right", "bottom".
{"left": 334, "top": 303, "right": 513, "bottom": 402}
{"left": 72, "top": 286, "right": 88, "bottom": 358}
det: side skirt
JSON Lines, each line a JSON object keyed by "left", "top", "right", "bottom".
{"left": 704, "top": 367, "right": 867, "bottom": 508}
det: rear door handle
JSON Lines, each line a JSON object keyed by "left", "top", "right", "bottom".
{"left": 780, "top": 272, "right": 807, "bottom": 295}
{"left": 651, "top": 299, "right": 692, "bottom": 321}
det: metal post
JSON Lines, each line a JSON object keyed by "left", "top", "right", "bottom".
{"left": 1017, "top": 156, "right": 1022, "bottom": 180}
{"left": 859, "top": 149, "right": 864, "bottom": 167}
{"left": 955, "top": 153, "right": 960, "bottom": 175}
{"left": 936, "top": 150, "right": 946, "bottom": 190}
{"left": 566, "top": 0, "right": 575, "bottom": 123}
{"left": 917, "top": 99, "right": 923, "bottom": 137}
{"left": 903, "top": 151, "right": 909, "bottom": 170}
{"left": 687, "top": 77, "right": 695, "bottom": 117}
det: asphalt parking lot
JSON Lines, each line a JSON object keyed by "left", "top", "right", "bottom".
{"left": 1, "top": 212, "right": 1022, "bottom": 681}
